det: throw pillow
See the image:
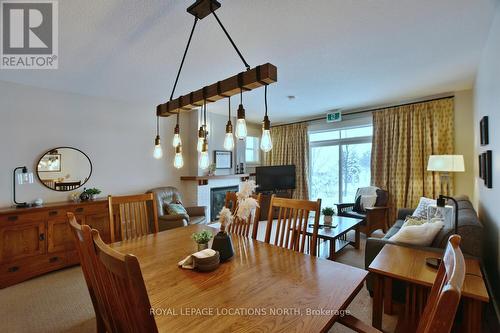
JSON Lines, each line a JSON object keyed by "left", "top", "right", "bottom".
{"left": 403, "top": 216, "right": 427, "bottom": 226}
{"left": 412, "top": 197, "right": 437, "bottom": 219}
{"left": 165, "top": 203, "right": 188, "bottom": 215}
{"left": 360, "top": 195, "right": 377, "bottom": 211}
{"left": 389, "top": 220, "right": 444, "bottom": 246}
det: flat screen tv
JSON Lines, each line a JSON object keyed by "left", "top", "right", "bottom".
{"left": 256, "top": 165, "right": 296, "bottom": 192}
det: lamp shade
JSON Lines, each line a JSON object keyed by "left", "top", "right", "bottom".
{"left": 427, "top": 155, "right": 465, "bottom": 172}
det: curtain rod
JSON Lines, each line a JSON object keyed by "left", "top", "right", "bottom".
{"left": 271, "top": 95, "right": 454, "bottom": 128}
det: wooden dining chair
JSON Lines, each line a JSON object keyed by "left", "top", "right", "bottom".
{"left": 90, "top": 228, "right": 158, "bottom": 333}
{"left": 108, "top": 193, "right": 159, "bottom": 242}
{"left": 337, "top": 235, "right": 466, "bottom": 333}
{"left": 225, "top": 192, "right": 262, "bottom": 239}
{"left": 67, "top": 213, "right": 106, "bottom": 333}
{"left": 264, "top": 195, "right": 322, "bottom": 256}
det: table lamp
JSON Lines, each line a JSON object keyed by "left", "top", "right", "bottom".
{"left": 13, "top": 166, "right": 34, "bottom": 208}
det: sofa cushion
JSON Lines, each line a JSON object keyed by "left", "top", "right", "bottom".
{"left": 383, "top": 219, "right": 404, "bottom": 239}
{"left": 189, "top": 215, "right": 207, "bottom": 225}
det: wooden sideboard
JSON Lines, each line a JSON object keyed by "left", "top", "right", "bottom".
{"left": 0, "top": 200, "right": 110, "bottom": 288}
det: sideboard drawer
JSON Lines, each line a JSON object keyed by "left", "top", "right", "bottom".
{"left": 69, "top": 203, "right": 107, "bottom": 216}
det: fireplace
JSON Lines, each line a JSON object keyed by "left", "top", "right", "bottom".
{"left": 210, "top": 186, "right": 238, "bottom": 221}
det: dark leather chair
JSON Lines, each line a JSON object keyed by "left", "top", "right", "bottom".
{"left": 335, "top": 187, "right": 389, "bottom": 237}
{"left": 146, "top": 187, "right": 207, "bottom": 231}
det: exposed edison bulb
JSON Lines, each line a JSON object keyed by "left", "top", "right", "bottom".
{"left": 153, "top": 136, "right": 163, "bottom": 159}
{"left": 173, "top": 146, "right": 184, "bottom": 169}
{"left": 235, "top": 118, "right": 247, "bottom": 139}
{"left": 224, "top": 132, "right": 235, "bottom": 151}
{"left": 172, "top": 133, "right": 182, "bottom": 147}
{"left": 260, "top": 129, "right": 273, "bottom": 152}
{"left": 199, "top": 139, "right": 210, "bottom": 169}
{"left": 199, "top": 151, "right": 210, "bottom": 169}
{"left": 197, "top": 126, "right": 205, "bottom": 152}
{"left": 235, "top": 104, "right": 247, "bottom": 139}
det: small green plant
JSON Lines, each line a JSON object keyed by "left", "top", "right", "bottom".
{"left": 322, "top": 207, "right": 335, "bottom": 216}
{"left": 191, "top": 230, "right": 213, "bottom": 244}
{"left": 84, "top": 188, "right": 101, "bottom": 195}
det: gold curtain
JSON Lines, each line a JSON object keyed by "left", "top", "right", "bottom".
{"left": 263, "top": 123, "right": 309, "bottom": 199}
{"left": 371, "top": 98, "right": 454, "bottom": 223}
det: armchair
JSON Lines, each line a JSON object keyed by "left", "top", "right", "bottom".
{"left": 335, "top": 187, "right": 389, "bottom": 237}
{"left": 147, "top": 187, "right": 207, "bottom": 231}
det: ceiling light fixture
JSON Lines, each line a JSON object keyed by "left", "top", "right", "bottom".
{"left": 224, "top": 96, "right": 235, "bottom": 150}
{"left": 235, "top": 88, "right": 247, "bottom": 140}
{"left": 199, "top": 99, "right": 210, "bottom": 170}
{"left": 260, "top": 85, "right": 273, "bottom": 152}
{"left": 172, "top": 111, "right": 182, "bottom": 147}
{"left": 154, "top": 0, "right": 277, "bottom": 166}
{"left": 153, "top": 116, "right": 163, "bottom": 159}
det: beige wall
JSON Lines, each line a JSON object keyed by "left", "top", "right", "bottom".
{"left": 473, "top": 2, "right": 500, "bottom": 307}
{"left": 454, "top": 90, "right": 475, "bottom": 203}
{"left": 0, "top": 80, "right": 191, "bottom": 207}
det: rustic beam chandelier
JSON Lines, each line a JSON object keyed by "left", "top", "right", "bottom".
{"left": 154, "top": 0, "right": 277, "bottom": 168}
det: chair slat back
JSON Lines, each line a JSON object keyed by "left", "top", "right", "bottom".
{"left": 90, "top": 229, "right": 158, "bottom": 333}
{"left": 417, "top": 235, "right": 465, "bottom": 333}
{"left": 225, "top": 192, "right": 262, "bottom": 239}
{"left": 264, "top": 195, "right": 321, "bottom": 256}
{"left": 108, "top": 193, "right": 158, "bottom": 242}
{"left": 67, "top": 213, "right": 106, "bottom": 333}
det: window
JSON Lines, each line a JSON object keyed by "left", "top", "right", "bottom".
{"left": 245, "top": 136, "right": 260, "bottom": 164}
{"left": 309, "top": 124, "right": 372, "bottom": 208}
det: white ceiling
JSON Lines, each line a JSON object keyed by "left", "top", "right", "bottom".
{"left": 0, "top": 0, "right": 497, "bottom": 123}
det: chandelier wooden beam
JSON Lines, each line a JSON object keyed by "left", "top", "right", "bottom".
{"left": 157, "top": 63, "right": 277, "bottom": 117}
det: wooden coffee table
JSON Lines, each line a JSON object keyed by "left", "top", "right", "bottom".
{"left": 306, "top": 216, "right": 363, "bottom": 260}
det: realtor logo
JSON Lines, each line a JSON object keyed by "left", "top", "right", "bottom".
{"left": 1, "top": 0, "right": 58, "bottom": 69}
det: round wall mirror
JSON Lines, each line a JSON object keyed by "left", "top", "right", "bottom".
{"left": 36, "top": 147, "right": 92, "bottom": 192}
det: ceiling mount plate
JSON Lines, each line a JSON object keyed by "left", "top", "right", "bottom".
{"left": 187, "top": 0, "right": 221, "bottom": 20}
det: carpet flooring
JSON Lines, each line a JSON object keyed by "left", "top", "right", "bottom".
{"left": 0, "top": 229, "right": 397, "bottom": 333}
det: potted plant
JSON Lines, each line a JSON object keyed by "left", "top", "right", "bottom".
{"left": 191, "top": 230, "right": 213, "bottom": 251}
{"left": 84, "top": 188, "right": 102, "bottom": 200}
{"left": 322, "top": 207, "right": 335, "bottom": 225}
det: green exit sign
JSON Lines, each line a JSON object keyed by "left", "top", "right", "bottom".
{"left": 326, "top": 111, "right": 342, "bottom": 123}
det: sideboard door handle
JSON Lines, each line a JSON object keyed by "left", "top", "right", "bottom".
{"left": 8, "top": 266, "right": 19, "bottom": 272}
{"left": 48, "top": 211, "right": 58, "bottom": 216}
{"left": 7, "top": 215, "right": 18, "bottom": 221}
{"left": 39, "top": 233, "right": 45, "bottom": 241}
{"left": 49, "top": 257, "right": 59, "bottom": 263}
{"left": 75, "top": 208, "right": 84, "bottom": 213}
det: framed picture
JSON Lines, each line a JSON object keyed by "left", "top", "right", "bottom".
{"left": 480, "top": 116, "right": 489, "bottom": 146}
{"left": 214, "top": 150, "right": 232, "bottom": 169}
{"left": 38, "top": 154, "right": 61, "bottom": 172}
{"left": 484, "top": 150, "right": 493, "bottom": 188}
{"left": 479, "top": 154, "right": 483, "bottom": 179}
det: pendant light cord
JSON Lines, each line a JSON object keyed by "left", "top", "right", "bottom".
{"left": 265, "top": 85, "right": 268, "bottom": 117}
{"left": 156, "top": 116, "right": 160, "bottom": 136}
{"left": 169, "top": 17, "right": 198, "bottom": 101}
{"left": 240, "top": 88, "right": 243, "bottom": 104}
{"left": 211, "top": 10, "right": 251, "bottom": 71}
{"left": 228, "top": 96, "right": 231, "bottom": 119}
{"left": 203, "top": 99, "right": 207, "bottom": 138}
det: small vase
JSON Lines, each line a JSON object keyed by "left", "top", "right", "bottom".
{"left": 197, "top": 243, "right": 209, "bottom": 251}
{"left": 211, "top": 231, "right": 234, "bottom": 261}
{"left": 324, "top": 215, "right": 333, "bottom": 225}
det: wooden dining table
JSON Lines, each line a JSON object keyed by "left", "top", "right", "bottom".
{"left": 110, "top": 224, "right": 368, "bottom": 332}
